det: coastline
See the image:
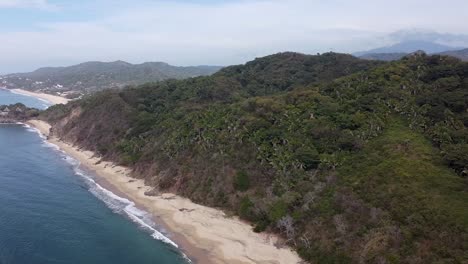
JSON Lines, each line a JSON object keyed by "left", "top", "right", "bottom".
{"left": 27, "top": 119, "right": 303, "bottom": 264}
{"left": 10, "top": 89, "right": 70, "bottom": 105}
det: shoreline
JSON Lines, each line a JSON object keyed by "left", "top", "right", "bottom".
{"left": 9, "top": 89, "right": 70, "bottom": 105}
{"left": 26, "top": 119, "right": 303, "bottom": 264}
{"left": 90, "top": 166, "right": 212, "bottom": 264}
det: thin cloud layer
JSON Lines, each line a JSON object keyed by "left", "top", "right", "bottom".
{"left": 1, "top": 0, "right": 468, "bottom": 73}
{"left": 0, "top": 0, "right": 53, "bottom": 9}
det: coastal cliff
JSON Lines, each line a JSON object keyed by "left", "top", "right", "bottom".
{"left": 26, "top": 119, "right": 302, "bottom": 264}
{"left": 37, "top": 52, "right": 468, "bottom": 263}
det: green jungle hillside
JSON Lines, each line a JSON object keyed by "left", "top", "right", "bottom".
{"left": 41, "top": 52, "right": 467, "bottom": 263}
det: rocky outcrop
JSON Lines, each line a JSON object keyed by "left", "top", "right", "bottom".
{"left": 0, "top": 104, "right": 40, "bottom": 123}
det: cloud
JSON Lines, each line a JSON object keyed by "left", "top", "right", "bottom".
{"left": 0, "top": 0, "right": 54, "bottom": 9}
{"left": 1, "top": 0, "right": 468, "bottom": 73}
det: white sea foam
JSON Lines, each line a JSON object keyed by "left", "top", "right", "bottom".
{"left": 79, "top": 172, "right": 179, "bottom": 248}
{"left": 68, "top": 156, "right": 180, "bottom": 248}
{"left": 22, "top": 123, "right": 46, "bottom": 139}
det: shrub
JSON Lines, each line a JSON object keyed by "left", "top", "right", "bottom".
{"left": 269, "top": 200, "right": 288, "bottom": 222}
{"left": 238, "top": 196, "right": 253, "bottom": 219}
{"left": 234, "top": 170, "right": 250, "bottom": 191}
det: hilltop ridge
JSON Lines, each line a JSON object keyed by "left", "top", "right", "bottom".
{"left": 0, "top": 61, "right": 222, "bottom": 98}
{"left": 36, "top": 51, "right": 468, "bottom": 263}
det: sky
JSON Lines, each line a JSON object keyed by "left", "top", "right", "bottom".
{"left": 1, "top": 0, "right": 468, "bottom": 73}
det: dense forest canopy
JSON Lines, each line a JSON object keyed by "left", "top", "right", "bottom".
{"left": 42, "top": 52, "right": 467, "bottom": 263}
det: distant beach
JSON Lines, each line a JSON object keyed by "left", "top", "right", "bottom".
{"left": 11, "top": 89, "right": 70, "bottom": 105}
{"left": 27, "top": 119, "right": 302, "bottom": 264}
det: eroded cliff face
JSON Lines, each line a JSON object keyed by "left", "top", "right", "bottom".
{"left": 43, "top": 99, "right": 237, "bottom": 196}
{"left": 45, "top": 95, "right": 133, "bottom": 161}
{"left": 50, "top": 107, "right": 82, "bottom": 141}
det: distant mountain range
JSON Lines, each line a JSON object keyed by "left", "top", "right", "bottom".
{"left": 355, "top": 40, "right": 468, "bottom": 61}
{"left": 354, "top": 40, "right": 462, "bottom": 56}
{"left": 0, "top": 61, "right": 223, "bottom": 98}
{"left": 438, "top": 48, "right": 468, "bottom": 61}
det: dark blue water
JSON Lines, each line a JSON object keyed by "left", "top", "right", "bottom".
{"left": 0, "top": 95, "right": 188, "bottom": 264}
{"left": 0, "top": 89, "right": 50, "bottom": 109}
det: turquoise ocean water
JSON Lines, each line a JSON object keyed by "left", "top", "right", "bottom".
{"left": 0, "top": 89, "right": 189, "bottom": 264}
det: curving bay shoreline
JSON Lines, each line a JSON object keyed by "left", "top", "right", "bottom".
{"left": 10, "top": 89, "right": 70, "bottom": 105}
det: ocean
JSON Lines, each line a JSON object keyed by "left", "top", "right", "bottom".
{"left": 0, "top": 89, "right": 189, "bottom": 264}
{"left": 0, "top": 89, "right": 51, "bottom": 109}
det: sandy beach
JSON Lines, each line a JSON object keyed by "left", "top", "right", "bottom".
{"left": 11, "top": 89, "right": 70, "bottom": 105}
{"left": 27, "top": 119, "right": 303, "bottom": 264}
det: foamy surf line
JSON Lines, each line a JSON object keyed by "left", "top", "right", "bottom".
{"left": 21, "top": 123, "right": 192, "bottom": 262}
{"left": 22, "top": 123, "right": 47, "bottom": 140}
{"left": 76, "top": 169, "right": 179, "bottom": 248}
